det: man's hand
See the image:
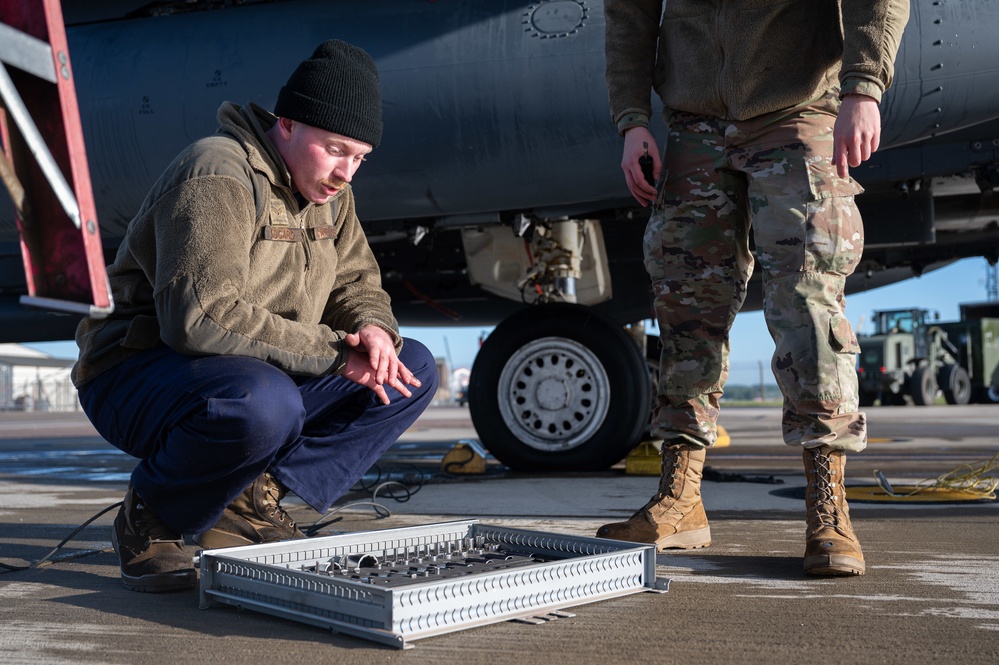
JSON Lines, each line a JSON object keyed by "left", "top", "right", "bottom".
{"left": 833, "top": 94, "right": 881, "bottom": 179}
{"left": 342, "top": 325, "right": 422, "bottom": 405}
{"left": 621, "top": 126, "right": 661, "bottom": 206}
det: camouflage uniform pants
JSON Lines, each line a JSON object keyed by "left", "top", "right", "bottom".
{"left": 645, "top": 92, "right": 867, "bottom": 452}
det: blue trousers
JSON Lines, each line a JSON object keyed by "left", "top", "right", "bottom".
{"left": 79, "top": 339, "right": 438, "bottom": 534}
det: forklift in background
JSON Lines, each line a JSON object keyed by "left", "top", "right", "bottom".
{"left": 856, "top": 302, "right": 999, "bottom": 406}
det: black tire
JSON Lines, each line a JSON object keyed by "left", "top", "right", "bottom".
{"left": 973, "top": 384, "right": 999, "bottom": 404}
{"left": 938, "top": 364, "right": 972, "bottom": 405}
{"left": 468, "top": 303, "right": 651, "bottom": 471}
{"left": 910, "top": 365, "right": 937, "bottom": 406}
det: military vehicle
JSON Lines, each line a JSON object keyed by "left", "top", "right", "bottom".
{"left": 857, "top": 303, "right": 999, "bottom": 406}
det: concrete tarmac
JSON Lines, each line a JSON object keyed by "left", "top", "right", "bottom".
{"left": 1, "top": 404, "right": 997, "bottom": 664}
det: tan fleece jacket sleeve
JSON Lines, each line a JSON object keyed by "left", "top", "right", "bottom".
{"left": 604, "top": 0, "right": 663, "bottom": 132}
{"left": 141, "top": 175, "right": 348, "bottom": 376}
{"left": 840, "top": 0, "right": 910, "bottom": 101}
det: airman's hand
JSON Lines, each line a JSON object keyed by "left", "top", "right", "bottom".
{"left": 622, "top": 126, "right": 661, "bottom": 206}
{"left": 833, "top": 94, "right": 881, "bottom": 179}
{"left": 342, "top": 326, "right": 422, "bottom": 405}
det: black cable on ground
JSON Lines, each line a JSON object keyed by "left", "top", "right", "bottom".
{"left": 702, "top": 466, "right": 784, "bottom": 485}
{"left": 0, "top": 501, "right": 120, "bottom": 574}
{"left": 302, "top": 464, "right": 426, "bottom": 538}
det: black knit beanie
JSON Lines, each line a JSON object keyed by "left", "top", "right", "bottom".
{"left": 274, "top": 40, "right": 383, "bottom": 148}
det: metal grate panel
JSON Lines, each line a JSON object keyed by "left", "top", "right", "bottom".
{"left": 198, "top": 520, "right": 668, "bottom": 648}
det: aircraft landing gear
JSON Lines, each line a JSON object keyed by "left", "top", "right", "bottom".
{"left": 468, "top": 303, "right": 651, "bottom": 472}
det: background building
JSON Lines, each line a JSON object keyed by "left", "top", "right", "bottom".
{"left": 0, "top": 344, "right": 77, "bottom": 412}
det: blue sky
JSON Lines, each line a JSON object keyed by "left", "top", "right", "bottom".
{"left": 26, "top": 257, "right": 993, "bottom": 387}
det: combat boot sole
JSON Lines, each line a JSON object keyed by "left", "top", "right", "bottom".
{"left": 111, "top": 524, "right": 197, "bottom": 593}
{"left": 598, "top": 517, "right": 712, "bottom": 550}
{"left": 655, "top": 525, "right": 712, "bottom": 551}
{"left": 804, "top": 553, "right": 865, "bottom": 576}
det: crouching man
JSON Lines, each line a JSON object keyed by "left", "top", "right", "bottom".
{"left": 72, "top": 40, "right": 437, "bottom": 592}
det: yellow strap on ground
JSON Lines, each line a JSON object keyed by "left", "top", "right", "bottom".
{"left": 845, "top": 485, "right": 994, "bottom": 502}
{"left": 847, "top": 452, "right": 999, "bottom": 503}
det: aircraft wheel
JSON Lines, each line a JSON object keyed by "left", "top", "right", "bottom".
{"left": 909, "top": 365, "right": 937, "bottom": 406}
{"left": 938, "top": 364, "right": 972, "bottom": 405}
{"left": 468, "top": 303, "right": 651, "bottom": 471}
{"left": 858, "top": 389, "right": 876, "bottom": 407}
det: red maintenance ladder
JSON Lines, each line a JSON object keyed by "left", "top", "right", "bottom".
{"left": 0, "top": 0, "right": 113, "bottom": 318}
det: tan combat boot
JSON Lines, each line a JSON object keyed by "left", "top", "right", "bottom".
{"left": 803, "top": 446, "right": 865, "bottom": 576}
{"left": 193, "top": 472, "right": 306, "bottom": 549}
{"left": 596, "top": 444, "right": 711, "bottom": 550}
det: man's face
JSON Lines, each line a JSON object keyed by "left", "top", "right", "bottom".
{"left": 276, "top": 118, "right": 372, "bottom": 204}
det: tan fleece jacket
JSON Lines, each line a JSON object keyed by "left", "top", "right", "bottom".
{"left": 72, "top": 102, "right": 399, "bottom": 387}
{"left": 605, "top": 0, "right": 910, "bottom": 131}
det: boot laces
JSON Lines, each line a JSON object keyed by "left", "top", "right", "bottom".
{"left": 261, "top": 476, "right": 294, "bottom": 526}
{"left": 656, "top": 450, "right": 681, "bottom": 499}
{"left": 638, "top": 448, "right": 683, "bottom": 514}
{"left": 133, "top": 500, "right": 184, "bottom": 545}
{"left": 808, "top": 452, "right": 841, "bottom": 531}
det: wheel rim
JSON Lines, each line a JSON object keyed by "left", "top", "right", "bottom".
{"left": 497, "top": 336, "right": 610, "bottom": 452}
{"left": 989, "top": 384, "right": 999, "bottom": 403}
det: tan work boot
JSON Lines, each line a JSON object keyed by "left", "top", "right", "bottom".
{"left": 193, "top": 472, "right": 306, "bottom": 549}
{"left": 596, "top": 444, "right": 711, "bottom": 550}
{"left": 803, "top": 446, "right": 865, "bottom": 576}
{"left": 112, "top": 485, "right": 197, "bottom": 593}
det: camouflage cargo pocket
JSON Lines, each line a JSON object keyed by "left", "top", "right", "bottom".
{"left": 829, "top": 312, "right": 860, "bottom": 354}
{"left": 803, "top": 157, "right": 865, "bottom": 275}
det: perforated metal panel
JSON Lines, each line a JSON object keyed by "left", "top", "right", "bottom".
{"left": 198, "top": 520, "right": 668, "bottom": 649}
